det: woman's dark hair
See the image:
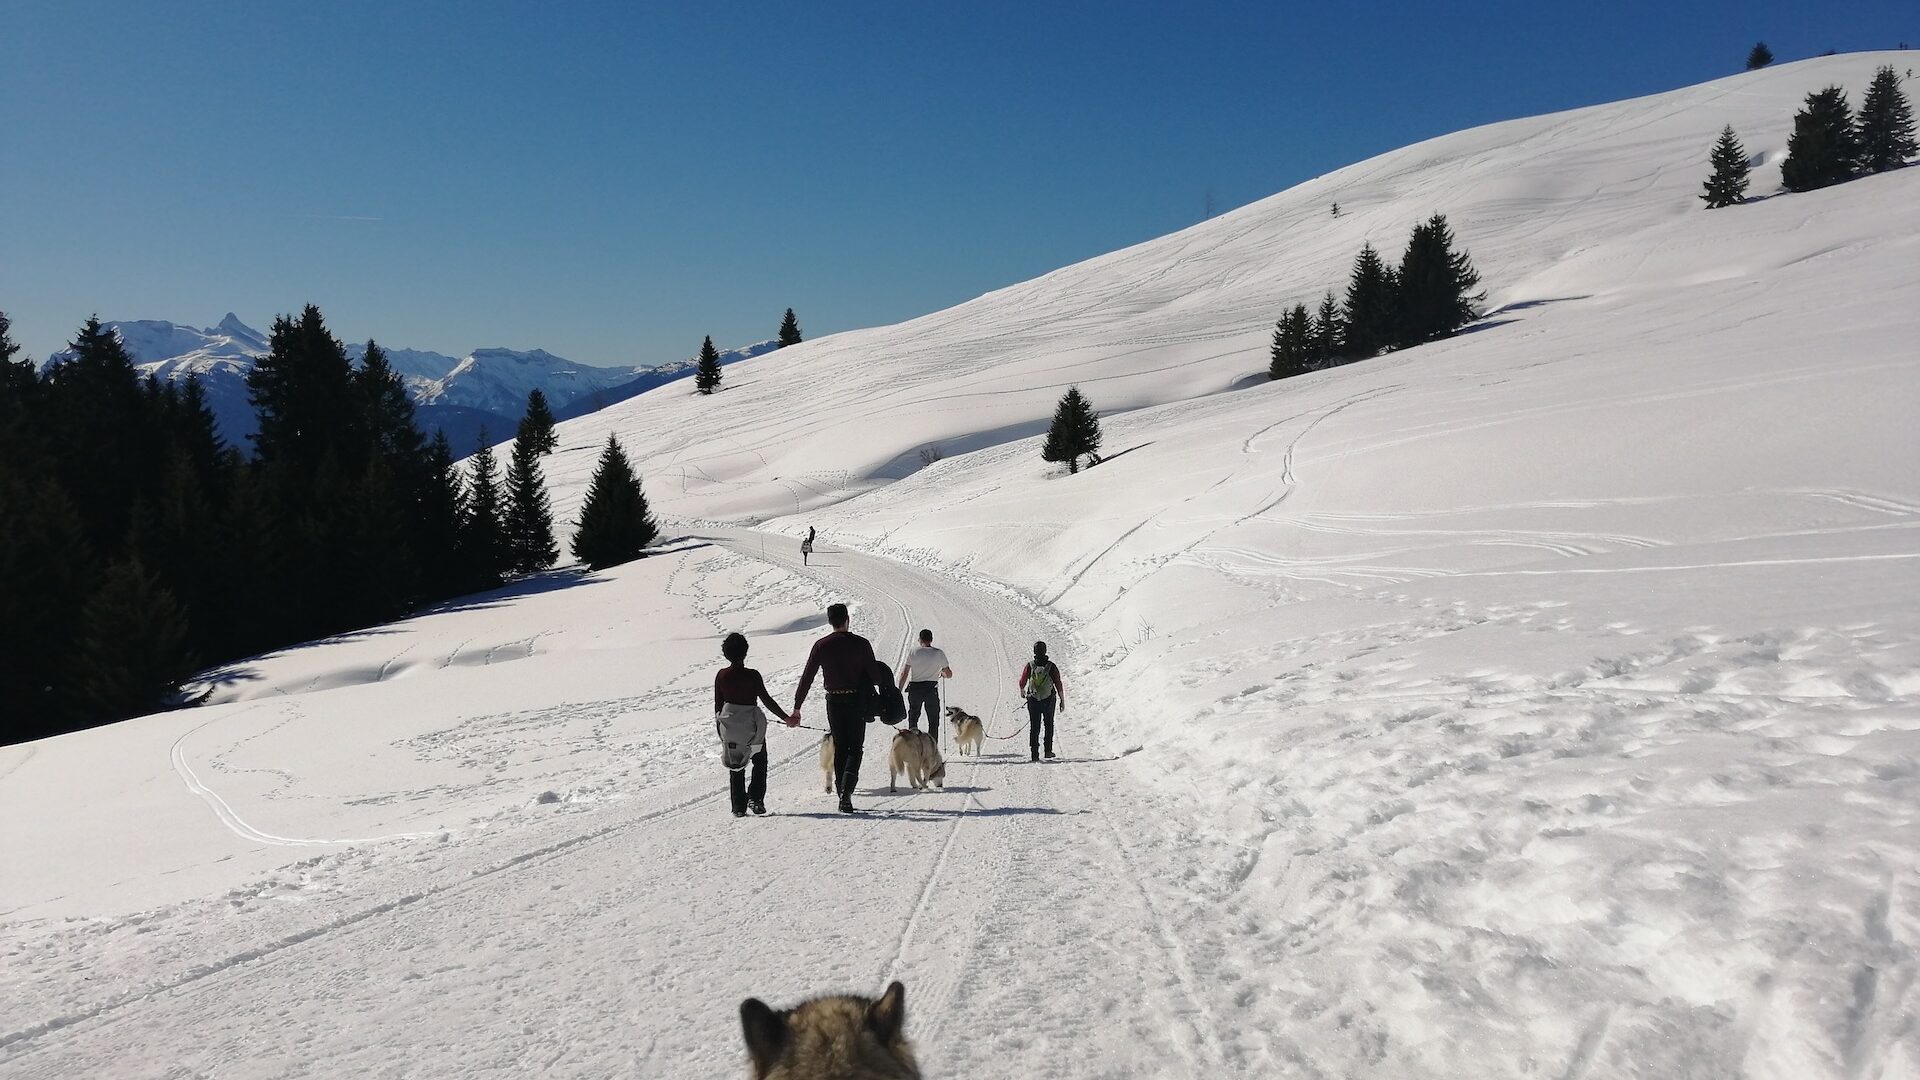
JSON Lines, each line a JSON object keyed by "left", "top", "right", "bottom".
{"left": 1033, "top": 641, "right": 1048, "bottom": 660}
{"left": 722, "top": 632, "right": 749, "bottom": 663}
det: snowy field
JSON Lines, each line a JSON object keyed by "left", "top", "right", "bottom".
{"left": 5, "top": 53, "right": 1919, "bottom": 1078}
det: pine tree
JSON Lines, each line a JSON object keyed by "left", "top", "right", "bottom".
{"left": 69, "top": 558, "right": 195, "bottom": 723}
{"left": 516, "top": 389, "right": 559, "bottom": 455}
{"left": 42, "top": 317, "right": 155, "bottom": 553}
{"left": 1309, "top": 292, "right": 1342, "bottom": 369}
{"left": 1042, "top": 387, "right": 1103, "bottom": 474}
{"left": 354, "top": 341, "right": 425, "bottom": 464}
{"left": 170, "top": 376, "right": 229, "bottom": 496}
{"left": 0, "top": 310, "right": 29, "bottom": 395}
{"left": 571, "top": 435, "right": 659, "bottom": 570}
{"left": 213, "top": 464, "right": 286, "bottom": 657}
{"left": 694, "top": 335, "right": 723, "bottom": 394}
{"left": 1701, "top": 126, "right": 1753, "bottom": 208}
{"left": 0, "top": 310, "right": 39, "bottom": 477}
{"left": 1781, "top": 86, "right": 1861, "bottom": 192}
{"left": 1746, "top": 42, "right": 1773, "bottom": 70}
{"left": 0, "top": 471, "right": 91, "bottom": 737}
{"left": 778, "top": 308, "right": 803, "bottom": 347}
{"left": 128, "top": 454, "right": 223, "bottom": 663}
{"left": 1856, "top": 65, "right": 1918, "bottom": 173}
{"left": 1268, "top": 304, "right": 1312, "bottom": 380}
{"left": 418, "top": 431, "right": 469, "bottom": 599}
{"left": 1394, "top": 214, "right": 1484, "bottom": 347}
{"left": 503, "top": 436, "right": 558, "bottom": 574}
{"left": 462, "top": 433, "right": 511, "bottom": 588}
{"left": 247, "top": 305, "right": 356, "bottom": 480}
{"left": 1341, "top": 243, "right": 1399, "bottom": 359}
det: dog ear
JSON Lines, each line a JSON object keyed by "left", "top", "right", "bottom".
{"left": 867, "top": 981, "right": 907, "bottom": 1043}
{"left": 740, "top": 998, "right": 788, "bottom": 1076}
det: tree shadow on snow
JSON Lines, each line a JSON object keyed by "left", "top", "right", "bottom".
{"left": 1093, "top": 442, "right": 1153, "bottom": 466}
{"left": 1481, "top": 294, "right": 1591, "bottom": 316}
{"left": 778, "top": 805, "right": 1070, "bottom": 821}
{"left": 422, "top": 567, "right": 604, "bottom": 617}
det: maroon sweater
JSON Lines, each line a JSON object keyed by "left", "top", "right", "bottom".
{"left": 793, "top": 630, "right": 877, "bottom": 707}
{"left": 715, "top": 666, "right": 790, "bottom": 721}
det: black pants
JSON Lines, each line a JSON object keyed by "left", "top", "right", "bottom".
{"left": 1026, "top": 695, "right": 1056, "bottom": 756}
{"left": 728, "top": 749, "right": 767, "bottom": 812}
{"left": 906, "top": 681, "right": 940, "bottom": 741}
{"left": 826, "top": 693, "right": 867, "bottom": 796}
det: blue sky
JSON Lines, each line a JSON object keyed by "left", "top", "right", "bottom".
{"left": 2, "top": 1, "right": 1913, "bottom": 368}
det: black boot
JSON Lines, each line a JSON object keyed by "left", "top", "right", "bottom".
{"left": 1030, "top": 749, "right": 1039, "bottom": 762}
{"left": 838, "top": 796, "right": 857, "bottom": 814}
{"left": 749, "top": 800, "right": 767, "bottom": 816}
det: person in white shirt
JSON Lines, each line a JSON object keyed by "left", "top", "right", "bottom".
{"left": 897, "top": 629, "right": 954, "bottom": 745}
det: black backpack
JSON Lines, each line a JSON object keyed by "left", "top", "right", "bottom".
{"left": 866, "top": 659, "right": 906, "bottom": 725}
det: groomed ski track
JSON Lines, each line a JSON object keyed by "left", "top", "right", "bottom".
{"left": 1, "top": 533, "right": 1257, "bottom": 1079}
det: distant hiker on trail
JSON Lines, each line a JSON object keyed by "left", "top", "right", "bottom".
{"left": 898, "top": 629, "right": 953, "bottom": 747}
{"left": 794, "top": 602, "right": 878, "bottom": 813}
{"left": 802, "top": 526, "right": 816, "bottom": 566}
{"left": 715, "top": 632, "right": 792, "bottom": 818}
{"left": 1018, "top": 642, "right": 1065, "bottom": 763}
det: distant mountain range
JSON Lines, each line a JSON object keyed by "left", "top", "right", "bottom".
{"left": 44, "top": 315, "right": 779, "bottom": 451}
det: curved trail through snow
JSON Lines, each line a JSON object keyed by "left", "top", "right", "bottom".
{"left": 6, "top": 530, "right": 1249, "bottom": 1078}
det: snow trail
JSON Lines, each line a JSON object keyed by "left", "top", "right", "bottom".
{"left": 3, "top": 535, "right": 1255, "bottom": 1078}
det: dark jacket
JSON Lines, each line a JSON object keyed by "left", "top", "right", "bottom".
{"left": 866, "top": 659, "right": 906, "bottom": 724}
{"left": 794, "top": 630, "right": 878, "bottom": 707}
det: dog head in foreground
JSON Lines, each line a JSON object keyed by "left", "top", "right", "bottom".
{"left": 740, "top": 981, "right": 920, "bottom": 1079}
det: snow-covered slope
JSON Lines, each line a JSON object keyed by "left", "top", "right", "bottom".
{"left": 525, "top": 51, "right": 1920, "bottom": 1074}
{"left": 5, "top": 54, "right": 1917, "bottom": 1078}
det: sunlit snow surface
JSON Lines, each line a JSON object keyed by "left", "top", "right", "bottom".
{"left": 4, "top": 53, "right": 1917, "bottom": 1078}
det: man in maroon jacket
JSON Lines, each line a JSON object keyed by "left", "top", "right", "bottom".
{"left": 793, "top": 602, "right": 879, "bottom": 813}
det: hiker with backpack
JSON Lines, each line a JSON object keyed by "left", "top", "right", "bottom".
{"left": 801, "top": 526, "right": 816, "bottom": 566}
{"left": 897, "top": 629, "right": 953, "bottom": 748}
{"left": 1018, "top": 642, "right": 1065, "bottom": 762}
{"left": 793, "top": 602, "right": 880, "bottom": 813}
{"left": 714, "top": 632, "right": 793, "bottom": 818}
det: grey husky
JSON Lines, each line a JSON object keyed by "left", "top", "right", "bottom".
{"left": 739, "top": 981, "right": 921, "bottom": 1080}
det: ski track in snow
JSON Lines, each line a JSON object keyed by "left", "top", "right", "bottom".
{"left": 2, "top": 535, "right": 1253, "bottom": 1078}
{"left": 169, "top": 710, "right": 440, "bottom": 848}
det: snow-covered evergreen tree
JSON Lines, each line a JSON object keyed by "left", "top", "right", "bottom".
{"left": 1269, "top": 304, "right": 1312, "bottom": 380}
{"left": 1700, "top": 125, "right": 1752, "bottom": 208}
{"left": 571, "top": 435, "right": 659, "bottom": 570}
{"left": 1781, "top": 86, "right": 1860, "bottom": 192}
{"left": 1310, "top": 292, "right": 1343, "bottom": 369}
{"left": 694, "top": 336, "right": 722, "bottom": 394}
{"left": 462, "top": 433, "right": 510, "bottom": 587}
{"left": 70, "top": 558, "right": 194, "bottom": 723}
{"left": 1341, "top": 243, "right": 1399, "bottom": 359}
{"left": 1394, "top": 214, "right": 1483, "bottom": 346}
{"left": 1042, "top": 387, "right": 1103, "bottom": 474}
{"left": 516, "top": 389, "right": 559, "bottom": 456}
{"left": 504, "top": 436, "right": 558, "bottom": 574}
{"left": 1855, "top": 65, "right": 1917, "bottom": 174}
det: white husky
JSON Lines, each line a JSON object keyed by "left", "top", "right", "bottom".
{"left": 888, "top": 729, "right": 946, "bottom": 792}
{"left": 944, "top": 706, "right": 985, "bottom": 757}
